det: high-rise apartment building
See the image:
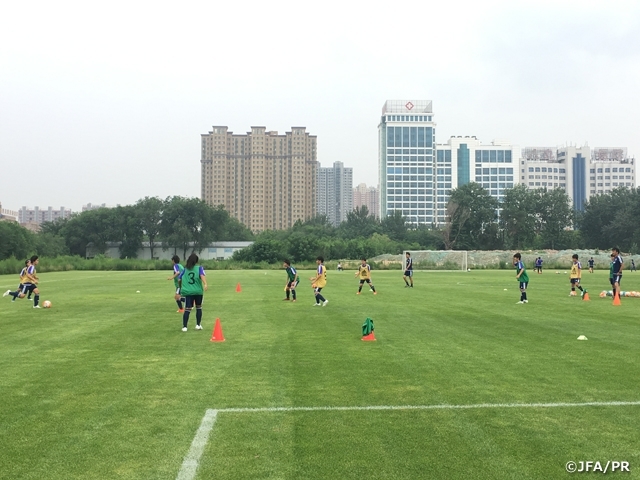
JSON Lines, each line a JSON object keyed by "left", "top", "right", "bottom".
{"left": 18, "top": 206, "right": 72, "bottom": 225}
{"left": 521, "top": 146, "right": 635, "bottom": 210}
{"left": 378, "top": 100, "right": 436, "bottom": 224}
{"left": 353, "top": 183, "right": 379, "bottom": 218}
{"left": 201, "top": 126, "right": 317, "bottom": 232}
{"left": 317, "top": 161, "right": 353, "bottom": 227}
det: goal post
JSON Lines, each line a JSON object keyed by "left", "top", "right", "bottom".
{"left": 402, "top": 250, "right": 468, "bottom": 271}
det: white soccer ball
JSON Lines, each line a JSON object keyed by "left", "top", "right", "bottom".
{"left": 43, "top": 300, "right": 52, "bottom": 308}
{"left": 136, "top": 290, "right": 140, "bottom": 293}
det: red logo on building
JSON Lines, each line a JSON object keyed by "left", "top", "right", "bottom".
{"left": 405, "top": 102, "right": 414, "bottom": 110}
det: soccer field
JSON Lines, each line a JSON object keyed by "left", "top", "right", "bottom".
{"left": 1, "top": 269, "right": 640, "bottom": 479}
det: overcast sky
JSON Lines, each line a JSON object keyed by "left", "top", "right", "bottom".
{"left": 1, "top": 0, "right": 638, "bottom": 211}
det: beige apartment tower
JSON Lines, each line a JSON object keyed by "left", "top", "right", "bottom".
{"left": 201, "top": 126, "right": 317, "bottom": 232}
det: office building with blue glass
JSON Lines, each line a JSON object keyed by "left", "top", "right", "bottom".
{"left": 378, "top": 100, "right": 520, "bottom": 225}
{"left": 378, "top": 100, "right": 437, "bottom": 224}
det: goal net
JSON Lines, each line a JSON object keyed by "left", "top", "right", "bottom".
{"left": 403, "top": 250, "right": 468, "bottom": 271}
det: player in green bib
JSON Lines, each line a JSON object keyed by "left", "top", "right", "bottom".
{"left": 283, "top": 259, "right": 299, "bottom": 301}
{"left": 178, "top": 253, "right": 208, "bottom": 332}
{"left": 167, "top": 255, "right": 186, "bottom": 312}
{"left": 513, "top": 252, "right": 529, "bottom": 304}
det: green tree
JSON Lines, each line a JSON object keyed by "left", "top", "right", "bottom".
{"left": 580, "top": 187, "right": 640, "bottom": 251}
{"left": 338, "top": 206, "right": 381, "bottom": 239}
{"left": 60, "top": 208, "right": 119, "bottom": 257}
{"left": 286, "top": 232, "right": 320, "bottom": 262}
{"left": 444, "top": 183, "right": 498, "bottom": 250}
{"left": 232, "top": 239, "right": 285, "bottom": 263}
{"left": 160, "top": 197, "right": 225, "bottom": 258}
{"left": 0, "top": 222, "right": 34, "bottom": 260}
{"left": 113, "top": 205, "right": 143, "bottom": 258}
{"left": 500, "top": 185, "right": 537, "bottom": 249}
{"left": 135, "top": 196, "right": 164, "bottom": 259}
{"left": 533, "top": 188, "right": 574, "bottom": 249}
{"left": 381, "top": 210, "right": 407, "bottom": 242}
{"left": 34, "top": 232, "right": 69, "bottom": 257}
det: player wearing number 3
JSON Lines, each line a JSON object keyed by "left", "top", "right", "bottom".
{"left": 178, "top": 253, "right": 208, "bottom": 332}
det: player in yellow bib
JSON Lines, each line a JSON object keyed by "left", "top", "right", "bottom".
{"left": 310, "top": 256, "right": 328, "bottom": 306}
{"left": 355, "top": 258, "right": 377, "bottom": 295}
{"left": 3, "top": 259, "right": 31, "bottom": 302}
{"left": 569, "top": 254, "right": 586, "bottom": 298}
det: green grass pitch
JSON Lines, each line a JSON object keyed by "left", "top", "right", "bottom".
{"left": 1, "top": 268, "right": 640, "bottom": 479}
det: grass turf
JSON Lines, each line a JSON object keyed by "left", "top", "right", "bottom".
{"left": 1, "top": 268, "right": 639, "bottom": 479}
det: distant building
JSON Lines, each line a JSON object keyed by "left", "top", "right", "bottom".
{"left": 521, "top": 146, "right": 636, "bottom": 210}
{"left": 0, "top": 202, "right": 18, "bottom": 222}
{"left": 201, "top": 126, "right": 317, "bottom": 232}
{"left": 18, "top": 206, "right": 72, "bottom": 227}
{"left": 353, "top": 183, "right": 379, "bottom": 218}
{"left": 82, "top": 203, "right": 111, "bottom": 211}
{"left": 317, "top": 161, "right": 353, "bottom": 226}
{"left": 378, "top": 100, "right": 437, "bottom": 225}
{"left": 436, "top": 136, "right": 520, "bottom": 223}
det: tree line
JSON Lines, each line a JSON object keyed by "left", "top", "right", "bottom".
{"left": 1, "top": 185, "right": 638, "bottom": 263}
{"left": 0, "top": 197, "right": 252, "bottom": 261}
{"left": 235, "top": 184, "right": 640, "bottom": 263}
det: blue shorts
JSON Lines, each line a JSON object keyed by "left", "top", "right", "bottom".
{"left": 570, "top": 278, "right": 580, "bottom": 285}
{"left": 359, "top": 279, "right": 372, "bottom": 284}
{"left": 185, "top": 295, "right": 204, "bottom": 309}
{"left": 519, "top": 282, "right": 528, "bottom": 290}
{"left": 286, "top": 280, "right": 299, "bottom": 288}
{"left": 612, "top": 275, "right": 622, "bottom": 285}
{"left": 404, "top": 270, "right": 413, "bottom": 277}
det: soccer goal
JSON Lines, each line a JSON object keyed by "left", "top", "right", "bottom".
{"left": 403, "top": 250, "right": 469, "bottom": 271}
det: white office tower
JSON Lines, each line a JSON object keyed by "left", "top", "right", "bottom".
{"left": 522, "top": 146, "right": 635, "bottom": 210}
{"left": 435, "top": 137, "right": 520, "bottom": 224}
{"left": 378, "top": 100, "right": 436, "bottom": 224}
{"left": 317, "top": 161, "right": 353, "bottom": 227}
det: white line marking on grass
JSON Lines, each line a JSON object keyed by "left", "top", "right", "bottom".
{"left": 215, "top": 400, "right": 640, "bottom": 414}
{"left": 176, "top": 409, "right": 218, "bottom": 480}
{"left": 176, "top": 400, "right": 640, "bottom": 479}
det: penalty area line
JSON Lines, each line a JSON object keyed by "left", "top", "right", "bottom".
{"left": 176, "top": 400, "right": 640, "bottom": 480}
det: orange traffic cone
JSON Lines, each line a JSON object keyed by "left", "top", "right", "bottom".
{"left": 362, "top": 331, "right": 376, "bottom": 341}
{"left": 210, "top": 318, "right": 225, "bottom": 342}
{"left": 235, "top": 283, "right": 242, "bottom": 293}
{"left": 613, "top": 293, "right": 621, "bottom": 306}
{"left": 582, "top": 292, "right": 590, "bottom": 301}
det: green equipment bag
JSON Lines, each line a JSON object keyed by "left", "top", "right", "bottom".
{"left": 362, "top": 317, "right": 374, "bottom": 336}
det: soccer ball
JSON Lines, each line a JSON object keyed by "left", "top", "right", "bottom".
{"left": 43, "top": 300, "right": 52, "bottom": 308}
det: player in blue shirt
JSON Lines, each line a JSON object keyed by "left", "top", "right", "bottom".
{"left": 534, "top": 257, "right": 543, "bottom": 274}
{"left": 611, "top": 247, "right": 623, "bottom": 299}
{"left": 167, "top": 255, "right": 186, "bottom": 312}
{"left": 588, "top": 257, "right": 595, "bottom": 273}
{"left": 403, "top": 252, "right": 413, "bottom": 288}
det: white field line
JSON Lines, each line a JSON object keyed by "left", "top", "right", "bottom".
{"left": 176, "top": 409, "right": 218, "bottom": 480}
{"left": 176, "top": 400, "right": 640, "bottom": 480}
